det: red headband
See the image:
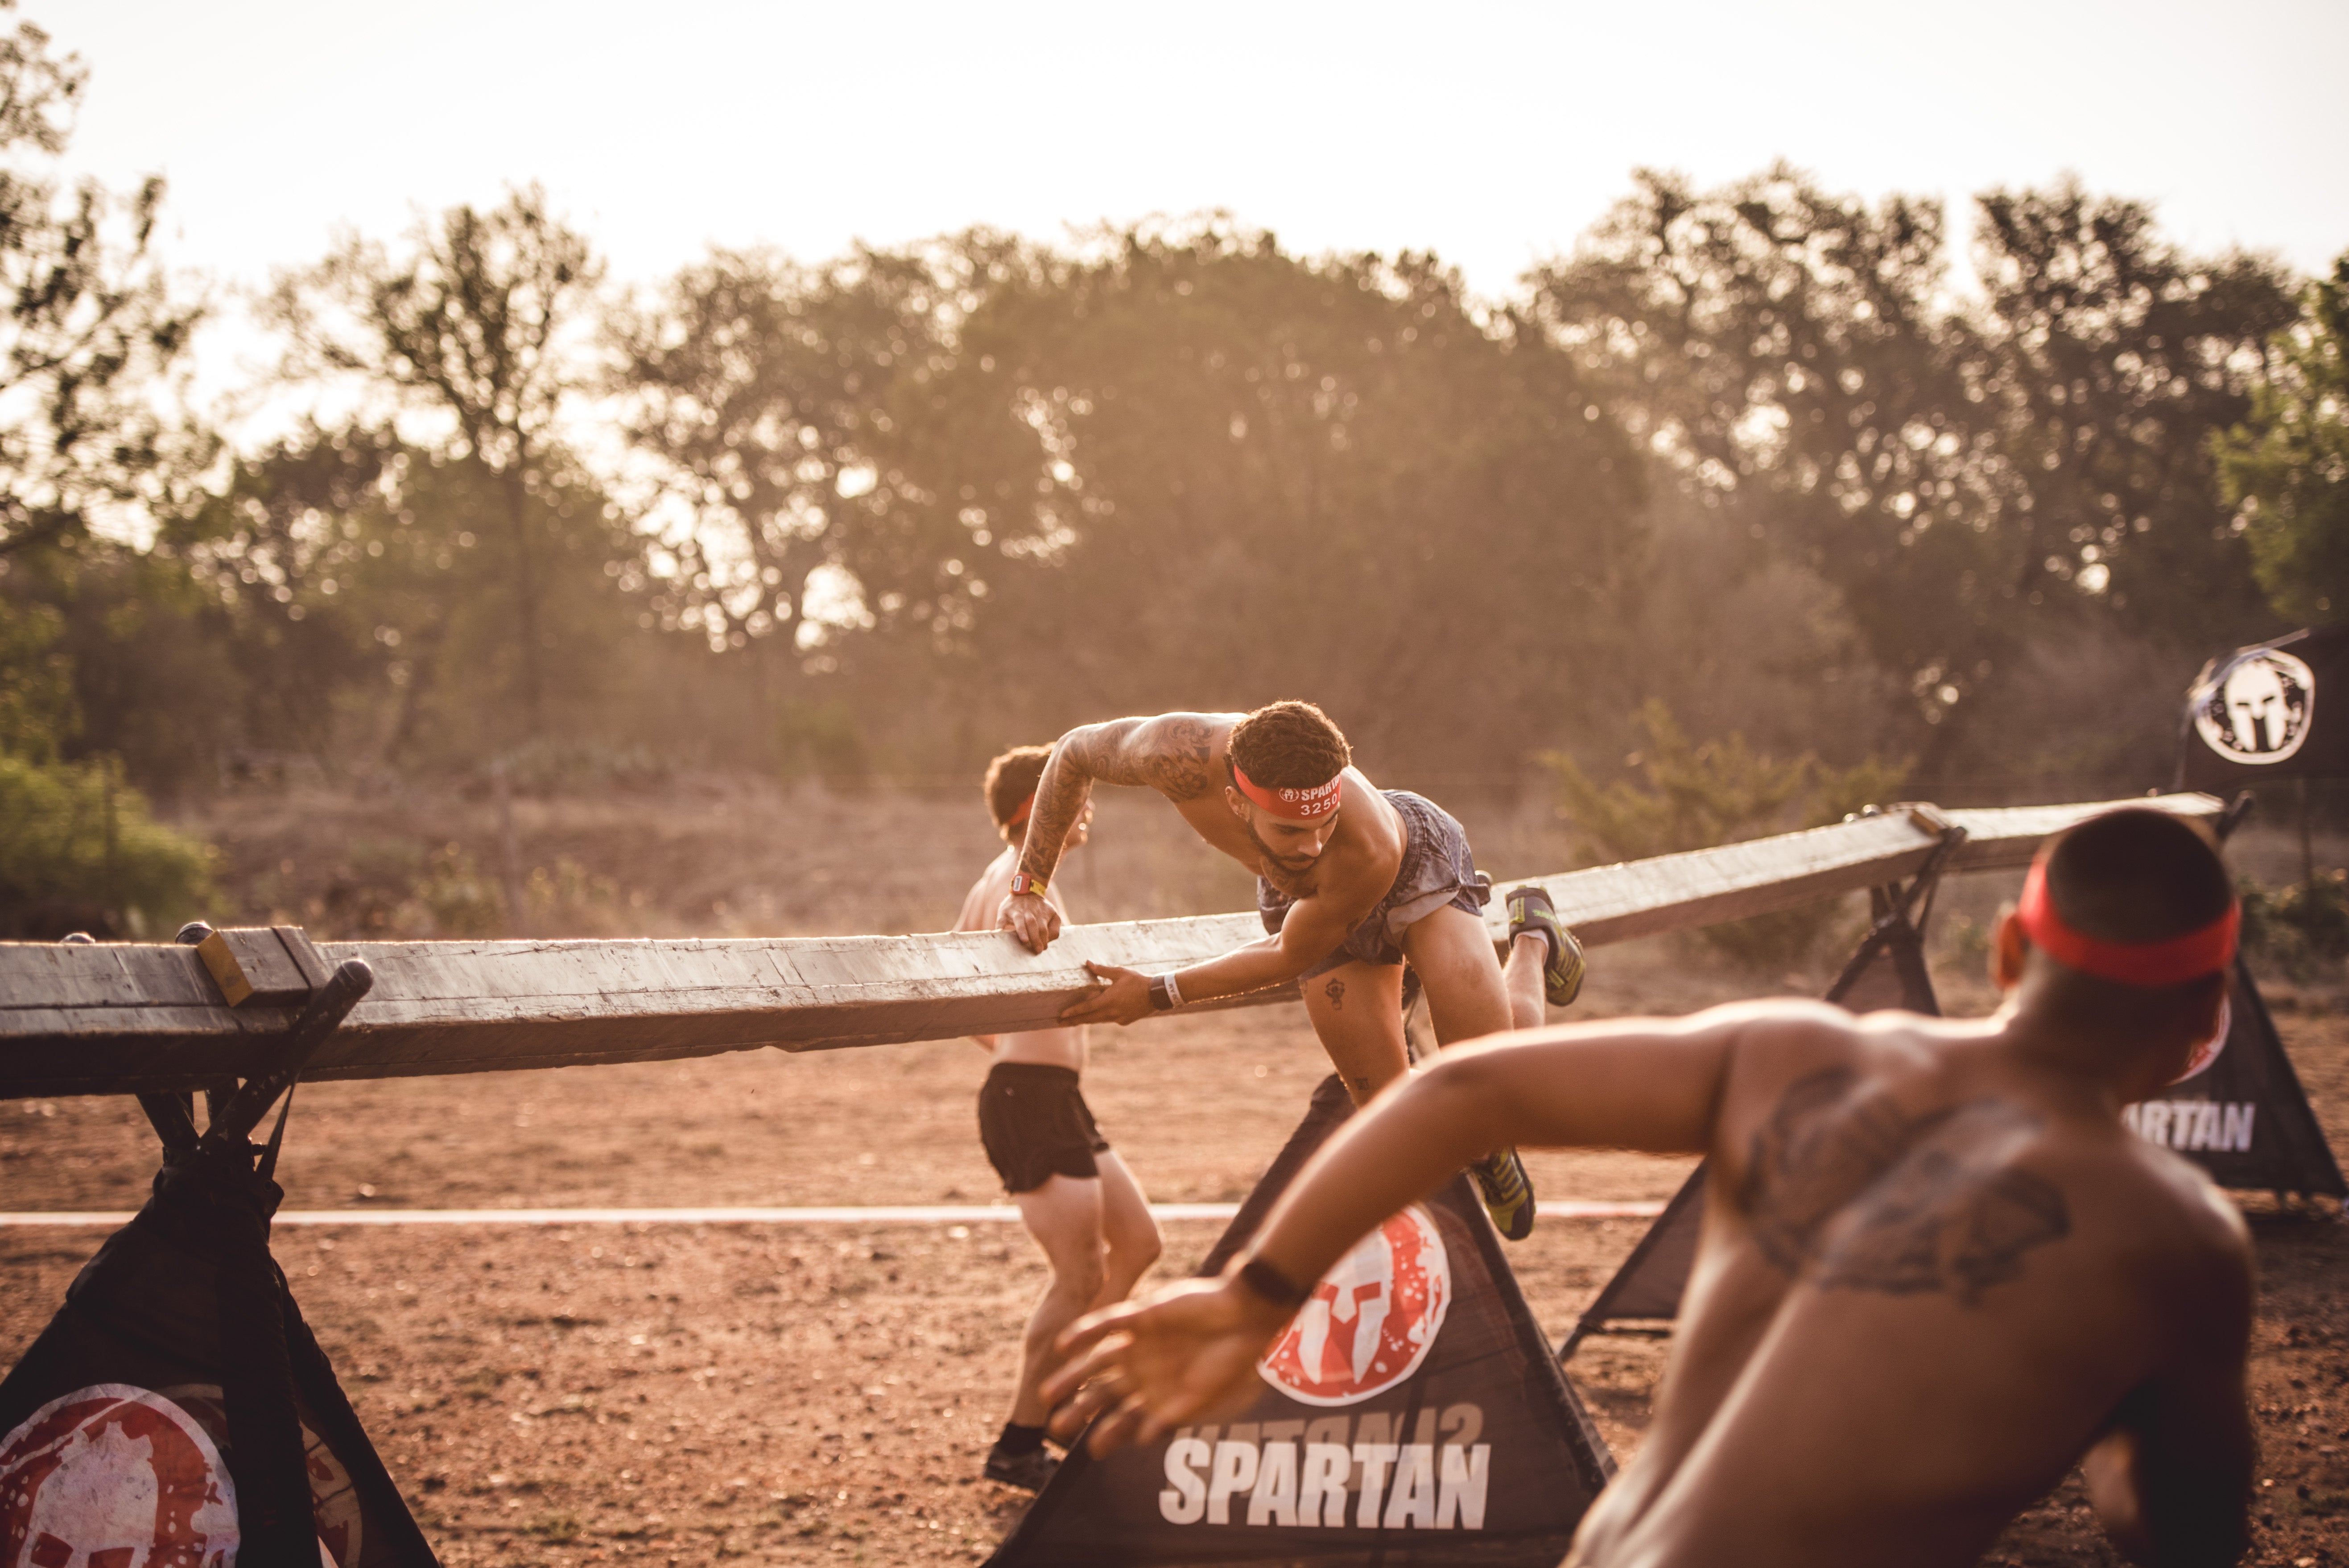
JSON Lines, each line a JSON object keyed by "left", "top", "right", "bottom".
{"left": 2016, "top": 855, "right": 2239, "bottom": 987}
{"left": 1232, "top": 762, "right": 1342, "bottom": 821}
{"left": 1004, "top": 792, "right": 1035, "bottom": 832}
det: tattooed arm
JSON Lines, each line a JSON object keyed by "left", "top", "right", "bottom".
{"left": 999, "top": 713, "right": 1233, "bottom": 952}
{"left": 1044, "top": 1011, "right": 1751, "bottom": 1451}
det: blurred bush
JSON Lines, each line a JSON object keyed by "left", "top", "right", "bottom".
{"left": 775, "top": 699, "right": 869, "bottom": 785}
{"left": 415, "top": 842, "right": 503, "bottom": 937}
{"left": 1544, "top": 701, "right": 1910, "bottom": 969}
{"left": 2240, "top": 871, "right": 2349, "bottom": 982}
{"left": 0, "top": 754, "right": 214, "bottom": 939}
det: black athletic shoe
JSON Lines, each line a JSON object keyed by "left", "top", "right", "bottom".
{"left": 983, "top": 1443, "right": 1060, "bottom": 1491}
{"left": 1471, "top": 1147, "right": 1537, "bottom": 1242}
{"left": 1507, "top": 883, "right": 1586, "bottom": 1007}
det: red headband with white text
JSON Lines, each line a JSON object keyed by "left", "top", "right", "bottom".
{"left": 2016, "top": 853, "right": 2239, "bottom": 987}
{"left": 1232, "top": 763, "right": 1342, "bottom": 821}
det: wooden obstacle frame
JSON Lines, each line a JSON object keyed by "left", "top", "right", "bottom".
{"left": 0, "top": 794, "right": 2232, "bottom": 1100}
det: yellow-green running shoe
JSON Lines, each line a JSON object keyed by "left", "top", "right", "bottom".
{"left": 1507, "top": 883, "right": 1586, "bottom": 1007}
{"left": 1471, "top": 1147, "right": 1536, "bottom": 1241}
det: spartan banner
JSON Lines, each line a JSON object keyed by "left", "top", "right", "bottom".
{"left": 2180, "top": 625, "right": 2349, "bottom": 790}
{"left": 2121, "top": 955, "right": 2345, "bottom": 1197}
{"left": 0, "top": 1147, "right": 440, "bottom": 1568}
{"left": 991, "top": 1075, "right": 1617, "bottom": 1568}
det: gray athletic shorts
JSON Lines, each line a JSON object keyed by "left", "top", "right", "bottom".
{"left": 1256, "top": 790, "right": 1490, "bottom": 981}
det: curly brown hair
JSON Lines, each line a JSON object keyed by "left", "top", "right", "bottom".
{"left": 983, "top": 744, "right": 1054, "bottom": 829}
{"left": 1228, "top": 701, "right": 1351, "bottom": 789}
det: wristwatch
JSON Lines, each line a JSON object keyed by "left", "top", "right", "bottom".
{"left": 1009, "top": 871, "right": 1048, "bottom": 898}
{"left": 1235, "top": 1254, "right": 1310, "bottom": 1310}
{"left": 1148, "top": 974, "right": 1175, "bottom": 1012}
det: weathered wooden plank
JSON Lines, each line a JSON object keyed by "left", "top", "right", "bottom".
{"left": 1474, "top": 792, "right": 2224, "bottom": 943}
{"left": 0, "top": 793, "right": 2222, "bottom": 1096}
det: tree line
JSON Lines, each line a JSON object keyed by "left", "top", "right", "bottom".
{"left": 4, "top": 2, "right": 2344, "bottom": 855}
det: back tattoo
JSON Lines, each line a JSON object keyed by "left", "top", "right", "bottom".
{"left": 1740, "top": 1067, "right": 2070, "bottom": 1306}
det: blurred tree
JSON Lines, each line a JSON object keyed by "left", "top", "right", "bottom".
{"left": 182, "top": 423, "right": 636, "bottom": 773}
{"left": 0, "top": 598, "right": 71, "bottom": 759}
{"left": 183, "top": 423, "right": 400, "bottom": 761}
{"left": 1535, "top": 169, "right": 2297, "bottom": 783}
{"left": 1968, "top": 184, "right": 2296, "bottom": 652}
{"left": 853, "top": 222, "right": 1648, "bottom": 775}
{"left": 268, "top": 187, "right": 604, "bottom": 738}
{"left": 2215, "top": 255, "right": 2349, "bottom": 625}
{"left": 0, "top": 0, "right": 206, "bottom": 566}
{"left": 608, "top": 239, "right": 1023, "bottom": 678}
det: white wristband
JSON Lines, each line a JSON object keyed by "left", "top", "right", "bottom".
{"left": 1163, "top": 971, "right": 1186, "bottom": 1010}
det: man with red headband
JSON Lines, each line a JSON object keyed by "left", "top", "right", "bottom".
{"left": 996, "top": 701, "right": 1583, "bottom": 1241}
{"left": 1045, "top": 807, "right": 2254, "bottom": 1568}
{"left": 955, "top": 744, "right": 1162, "bottom": 1490}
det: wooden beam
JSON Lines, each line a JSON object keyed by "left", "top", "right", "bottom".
{"left": 0, "top": 793, "right": 2222, "bottom": 1097}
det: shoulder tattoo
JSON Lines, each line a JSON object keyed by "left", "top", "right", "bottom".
{"left": 1143, "top": 717, "right": 1218, "bottom": 799}
{"left": 1739, "top": 1066, "right": 2071, "bottom": 1307}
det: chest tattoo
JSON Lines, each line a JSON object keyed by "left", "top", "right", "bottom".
{"left": 1740, "top": 1067, "right": 2070, "bottom": 1306}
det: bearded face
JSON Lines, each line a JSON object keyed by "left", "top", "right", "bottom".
{"left": 1245, "top": 814, "right": 1321, "bottom": 898}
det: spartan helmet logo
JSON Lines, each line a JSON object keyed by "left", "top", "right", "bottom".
{"left": 2194, "top": 648, "right": 2315, "bottom": 764}
{"left": 0, "top": 1385, "right": 239, "bottom": 1568}
{"left": 1255, "top": 1206, "right": 1451, "bottom": 1407}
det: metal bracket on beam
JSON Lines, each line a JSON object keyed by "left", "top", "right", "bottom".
{"left": 1824, "top": 805, "right": 1969, "bottom": 1002}
{"left": 131, "top": 921, "right": 374, "bottom": 1162}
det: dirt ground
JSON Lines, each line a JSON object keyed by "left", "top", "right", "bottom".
{"left": 4, "top": 787, "right": 2347, "bottom": 1565}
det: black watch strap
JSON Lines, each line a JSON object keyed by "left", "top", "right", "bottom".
{"left": 1236, "top": 1254, "right": 1310, "bottom": 1310}
{"left": 1148, "top": 974, "right": 1175, "bottom": 1012}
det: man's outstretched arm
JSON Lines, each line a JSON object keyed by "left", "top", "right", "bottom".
{"left": 2084, "top": 1239, "right": 2255, "bottom": 1567}
{"left": 1000, "top": 713, "right": 1231, "bottom": 951}
{"left": 1044, "top": 1010, "right": 1751, "bottom": 1452}
{"left": 1061, "top": 894, "right": 1362, "bottom": 1024}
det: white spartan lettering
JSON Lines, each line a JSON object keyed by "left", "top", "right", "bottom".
{"left": 1158, "top": 1422, "right": 1490, "bottom": 1531}
{"left": 2121, "top": 1100, "right": 2255, "bottom": 1153}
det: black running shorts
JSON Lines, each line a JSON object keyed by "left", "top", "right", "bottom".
{"left": 977, "top": 1062, "right": 1111, "bottom": 1195}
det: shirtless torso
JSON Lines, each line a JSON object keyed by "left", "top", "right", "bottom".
{"left": 1570, "top": 1006, "right": 2249, "bottom": 1566}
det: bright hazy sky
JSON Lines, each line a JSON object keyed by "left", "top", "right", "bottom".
{"left": 47, "top": 0, "right": 2349, "bottom": 393}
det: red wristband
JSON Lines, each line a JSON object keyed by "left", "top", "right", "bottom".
{"left": 1010, "top": 871, "right": 1048, "bottom": 898}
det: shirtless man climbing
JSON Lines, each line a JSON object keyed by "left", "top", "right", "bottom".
{"left": 1044, "top": 807, "right": 2254, "bottom": 1567}
{"left": 997, "top": 701, "right": 1584, "bottom": 1240}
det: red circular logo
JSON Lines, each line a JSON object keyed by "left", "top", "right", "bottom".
{"left": 0, "top": 1384, "right": 239, "bottom": 1568}
{"left": 1256, "top": 1206, "right": 1450, "bottom": 1406}
{"left": 155, "top": 1386, "right": 361, "bottom": 1568}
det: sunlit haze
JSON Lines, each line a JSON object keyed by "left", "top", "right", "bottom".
{"left": 53, "top": 0, "right": 2349, "bottom": 392}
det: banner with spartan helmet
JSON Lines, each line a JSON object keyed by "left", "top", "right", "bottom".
{"left": 991, "top": 1078, "right": 1617, "bottom": 1568}
{"left": 0, "top": 1152, "right": 441, "bottom": 1568}
{"left": 2180, "top": 626, "right": 2349, "bottom": 789}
